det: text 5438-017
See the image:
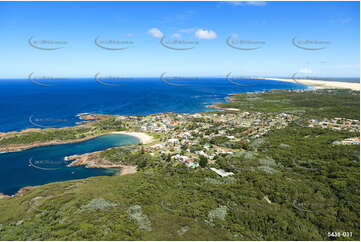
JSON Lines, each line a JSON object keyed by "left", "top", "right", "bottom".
{"left": 328, "top": 232, "right": 353, "bottom": 238}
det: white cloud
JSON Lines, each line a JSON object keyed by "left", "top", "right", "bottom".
{"left": 195, "top": 29, "right": 217, "bottom": 39}
{"left": 148, "top": 28, "right": 163, "bottom": 38}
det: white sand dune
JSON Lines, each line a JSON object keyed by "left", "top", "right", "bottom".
{"left": 263, "top": 77, "right": 360, "bottom": 91}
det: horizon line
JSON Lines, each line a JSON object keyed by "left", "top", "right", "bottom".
{"left": 0, "top": 76, "right": 360, "bottom": 80}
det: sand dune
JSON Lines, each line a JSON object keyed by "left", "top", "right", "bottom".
{"left": 263, "top": 77, "right": 360, "bottom": 91}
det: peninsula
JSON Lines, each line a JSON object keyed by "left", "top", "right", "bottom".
{"left": 262, "top": 77, "right": 360, "bottom": 91}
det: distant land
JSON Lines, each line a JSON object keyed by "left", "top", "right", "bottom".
{"left": 260, "top": 77, "right": 360, "bottom": 91}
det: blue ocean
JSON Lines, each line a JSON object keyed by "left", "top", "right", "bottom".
{"left": 0, "top": 134, "right": 139, "bottom": 195}
{"left": 0, "top": 78, "right": 307, "bottom": 195}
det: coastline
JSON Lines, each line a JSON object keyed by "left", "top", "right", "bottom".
{"left": 0, "top": 186, "right": 35, "bottom": 199}
{"left": 0, "top": 77, "right": 355, "bottom": 155}
{"left": 111, "top": 131, "right": 154, "bottom": 144}
{"left": 2, "top": 75, "right": 355, "bottom": 154}
{"left": 0, "top": 134, "right": 100, "bottom": 153}
{"left": 0, "top": 131, "right": 150, "bottom": 197}
{"left": 65, "top": 149, "right": 137, "bottom": 176}
{"left": 0, "top": 130, "right": 153, "bottom": 154}
{"left": 62, "top": 132, "right": 153, "bottom": 171}
{"left": 262, "top": 77, "right": 360, "bottom": 91}
{"left": 62, "top": 132, "right": 153, "bottom": 173}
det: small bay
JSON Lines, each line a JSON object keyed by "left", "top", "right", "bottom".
{"left": 0, "top": 134, "right": 139, "bottom": 195}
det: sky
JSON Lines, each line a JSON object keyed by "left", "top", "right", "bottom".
{"left": 0, "top": 1, "right": 359, "bottom": 79}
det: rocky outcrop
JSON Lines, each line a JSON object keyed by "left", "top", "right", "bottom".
{"left": 0, "top": 193, "right": 10, "bottom": 199}
{"left": 66, "top": 151, "right": 137, "bottom": 176}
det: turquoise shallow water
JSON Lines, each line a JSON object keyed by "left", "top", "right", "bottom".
{"left": 0, "top": 134, "right": 139, "bottom": 195}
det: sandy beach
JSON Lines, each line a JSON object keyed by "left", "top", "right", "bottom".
{"left": 112, "top": 131, "right": 154, "bottom": 144}
{"left": 263, "top": 77, "right": 360, "bottom": 91}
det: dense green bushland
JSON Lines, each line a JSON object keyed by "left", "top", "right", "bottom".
{"left": 219, "top": 89, "right": 359, "bottom": 120}
{"left": 0, "top": 117, "right": 126, "bottom": 147}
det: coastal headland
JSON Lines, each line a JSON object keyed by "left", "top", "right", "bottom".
{"left": 0, "top": 114, "right": 153, "bottom": 153}
{"left": 261, "top": 77, "right": 360, "bottom": 91}
{"left": 65, "top": 150, "right": 137, "bottom": 176}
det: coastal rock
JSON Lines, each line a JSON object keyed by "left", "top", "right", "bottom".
{"left": 78, "top": 113, "right": 110, "bottom": 121}
{"left": 66, "top": 151, "right": 114, "bottom": 168}
{"left": 14, "top": 186, "right": 34, "bottom": 197}
{"left": 0, "top": 193, "right": 10, "bottom": 199}
{"left": 66, "top": 151, "right": 138, "bottom": 175}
